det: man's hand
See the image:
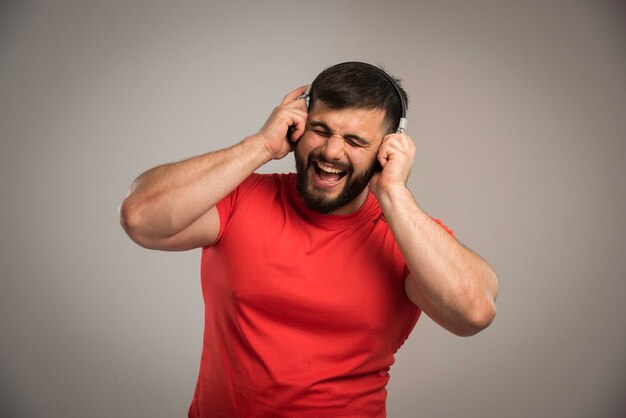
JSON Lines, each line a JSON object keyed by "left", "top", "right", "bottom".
{"left": 369, "top": 130, "right": 498, "bottom": 336}
{"left": 256, "top": 85, "right": 309, "bottom": 161}
{"left": 369, "top": 132, "right": 416, "bottom": 197}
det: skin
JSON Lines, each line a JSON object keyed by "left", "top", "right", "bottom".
{"left": 293, "top": 103, "right": 386, "bottom": 214}
{"left": 368, "top": 130, "right": 499, "bottom": 337}
{"left": 119, "top": 85, "right": 499, "bottom": 336}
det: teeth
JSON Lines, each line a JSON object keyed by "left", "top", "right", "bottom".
{"left": 317, "top": 161, "right": 344, "bottom": 174}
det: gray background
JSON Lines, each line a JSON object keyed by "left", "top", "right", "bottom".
{"left": 1, "top": 0, "right": 625, "bottom": 417}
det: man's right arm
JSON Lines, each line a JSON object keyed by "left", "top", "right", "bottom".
{"left": 118, "top": 85, "right": 309, "bottom": 251}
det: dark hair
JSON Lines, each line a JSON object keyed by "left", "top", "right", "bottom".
{"left": 308, "top": 62, "right": 408, "bottom": 133}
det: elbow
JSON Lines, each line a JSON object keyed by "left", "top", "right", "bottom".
{"left": 457, "top": 300, "right": 497, "bottom": 337}
{"left": 447, "top": 302, "right": 496, "bottom": 337}
{"left": 119, "top": 197, "right": 138, "bottom": 234}
{"left": 118, "top": 197, "right": 149, "bottom": 244}
{"left": 451, "top": 280, "right": 498, "bottom": 337}
{"left": 458, "top": 268, "right": 499, "bottom": 336}
{"left": 119, "top": 195, "right": 177, "bottom": 250}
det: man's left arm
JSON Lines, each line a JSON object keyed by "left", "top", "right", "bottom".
{"left": 369, "top": 133, "right": 499, "bottom": 337}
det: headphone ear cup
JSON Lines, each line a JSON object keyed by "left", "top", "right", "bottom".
{"left": 304, "top": 85, "right": 311, "bottom": 110}
{"left": 296, "top": 87, "right": 311, "bottom": 110}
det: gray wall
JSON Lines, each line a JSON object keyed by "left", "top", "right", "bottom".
{"left": 1, "top": 1, "right": 625, "bottom": 417}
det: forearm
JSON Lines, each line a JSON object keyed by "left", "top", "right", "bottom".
{"left": 376, "top": 185, "right": 499, "bottom": 336}
{"left": 120, "top": 135, "right": 271, "bottom": 239}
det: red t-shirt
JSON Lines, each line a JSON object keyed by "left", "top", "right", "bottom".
{"left": 189, "top": 173, "right": 453, "bottom": 417}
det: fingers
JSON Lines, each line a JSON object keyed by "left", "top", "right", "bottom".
{"left": 379, "top": 133, "right": 415, "bottom": 157}
{"left": 288, "top": 119, "right": 307, "bottom": 143}
{"left": 280, "top": 85, "right": 309, "bottom": 106}
{"left": 377, "top": 132, "right": 416, "bottom": 168}
{"left": 287, "top": 108, "right": 309, "bottom": 142}
{"left": 267, "top": 105, "right": 307, "bottom": 143}
{"left": 257, "top": 85, "right": 310, "bottom": 160}
{"left": 277, "top": 85, "right": 309, "bottom": 141}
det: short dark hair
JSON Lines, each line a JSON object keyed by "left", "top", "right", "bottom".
{"left": 308, "top": 62, "right": 408, "bottom": 133}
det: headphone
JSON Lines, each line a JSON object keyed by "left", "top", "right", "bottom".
{"left": 298, "top": 61, "right": 408, "bottom": 134}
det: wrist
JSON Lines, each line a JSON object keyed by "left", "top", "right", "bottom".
{"left": 240, "top": 134, "right": 274, "bottom": 166}
{"left": 374, "top": 183, "right": 411, "bottom": 207}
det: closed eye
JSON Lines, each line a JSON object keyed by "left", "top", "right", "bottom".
{"left": 308, "top": 121, "right": 371, "bottom": 148}
{"left": 344, "top": 137, "right": 367, "bottom": 148}
{"left": 312, "top": 129, "right": 331, "bottom": 138}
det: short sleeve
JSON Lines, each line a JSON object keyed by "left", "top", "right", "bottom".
{"left": 213, "top": 173, "right": 267, "bottom": 245}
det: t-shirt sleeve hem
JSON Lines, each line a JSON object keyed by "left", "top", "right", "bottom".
{"left": 205, "top": 173, "right": 269, "bottom": 247}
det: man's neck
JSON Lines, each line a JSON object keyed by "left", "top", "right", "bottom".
{"left": 329, "top": 188, "right": 369, "bottom": 215}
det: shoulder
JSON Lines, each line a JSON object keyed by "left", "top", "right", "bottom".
{"left": 235, "top": 172, "right": 284, "bottom": 196}
{"left": 243, "top": 172, "right": 294, "bottom": 188}
{"left": 223, "top": 172, "right": 296, "bottom": 210}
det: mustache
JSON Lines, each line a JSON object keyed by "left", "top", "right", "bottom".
{"left": 306, "top": 152, "right": 352, "bottom": 173}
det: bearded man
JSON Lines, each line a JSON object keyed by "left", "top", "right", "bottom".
{"left": 119, "top": 62, "right": 499, "bottom": 418}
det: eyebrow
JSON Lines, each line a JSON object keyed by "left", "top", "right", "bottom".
{"left": 308, "top": 121, "right": 371, "bottom": 147}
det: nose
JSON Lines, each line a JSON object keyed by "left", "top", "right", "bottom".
{"left": 322, "top": 135, "right": 345, "bottom": 161}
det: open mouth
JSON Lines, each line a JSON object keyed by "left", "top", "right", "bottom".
{"left": 313, "top": 160, "right": 348, "bottom": 185}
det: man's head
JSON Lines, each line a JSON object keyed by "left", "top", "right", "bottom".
{"left": 308, "top": 62, "right": 408, "bottom": 134}
{"left": 294, "top": 62, "right": 408, "bottom": 214}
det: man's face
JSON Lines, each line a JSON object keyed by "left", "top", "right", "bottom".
{"left": 294, "top": 100, "right": 388, "bottom": 215}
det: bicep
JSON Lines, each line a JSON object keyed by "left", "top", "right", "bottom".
{"left": 135, "top": 206, "right": 221, "bottom": 251}
{"left": 404, "top": 276, "right": 449, "bottom": 331}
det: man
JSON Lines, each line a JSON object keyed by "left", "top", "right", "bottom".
{"left": 119, "top": 62, "right": 499, "bottom": 417}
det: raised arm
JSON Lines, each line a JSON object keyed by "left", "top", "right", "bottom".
{"left": 369, "top": 132, "right": 499, "bottom": 337}
{"left": 119, "top": 86, "right": 309, "bottom": 251}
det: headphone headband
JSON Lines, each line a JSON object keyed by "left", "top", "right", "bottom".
{"left": 341, "top": 62, "right": 407, "bottom": 133}
{"left": 302, "top": 62, "right": 408, "bottom": 133}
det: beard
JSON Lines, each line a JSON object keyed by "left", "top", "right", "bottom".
{"left": 294, "top": 147, "right": 379, "bottom": 214}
